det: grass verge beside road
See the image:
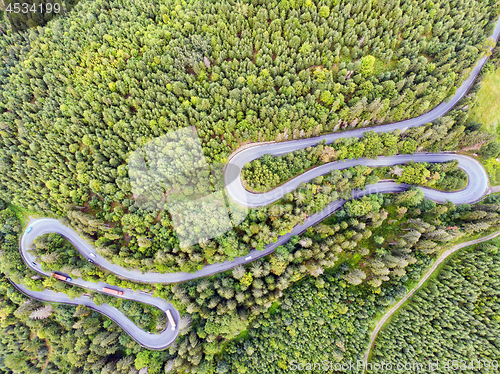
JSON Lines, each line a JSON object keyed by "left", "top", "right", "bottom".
{"left": 470, "top": 65, "right": 500, "bottom": 133}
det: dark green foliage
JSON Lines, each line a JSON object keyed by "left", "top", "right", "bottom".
{"left": 369, "top": 242, "right": 500, "bottom": 373}
{"left": 0, "top": 203, "right": 169, "bottom": 373}
{"left": 0, "top": 0, "right": 496, "bottom": 274}
{"left": 0, "top": 0, "right": 499, "bottom": 371}
{"left": 243, "top": 147, "right": 324, "bottom": 192}
{"left": 216, "top": 260, "right": 429, "bottom": 374}
{"left": 428, "top": 161, "right": 469, "bottom": 191}
{"left": 479, "top": 140, "right": 500, "bottom": 158}
{"left": 3, "top": 189, "right": 500, "bottom": 373}
{"left": 31, "top": 233, "right": 90, "bottom": 273}
{"left": 99, "top": 295, "right": 167, "bottom": 334}
{"left": 154, "top": 193, "right": 500, "bottom": 372}
{"left": 221, "top": 275, "right": 381, "bottom": 374}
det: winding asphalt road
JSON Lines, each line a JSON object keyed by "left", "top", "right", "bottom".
{"left": 11, "top": 281, "right": 180, "bottom": 350}
{"left": 13, "top": 16, "right": 500, "bottom": 351}
{"left": 18, "top": 223, "right": 180, "bottom": 350}
{"left": 226, "top": 153, "right": 489, "bottom": 207}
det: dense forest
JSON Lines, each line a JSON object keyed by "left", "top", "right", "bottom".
{"left": 368, "top": 240, "right": 500, "bottom": 373}
{"left": 146, "top": 192, "right": 500, "bottom": 373}
{"left": 1, "top": 0, "right": 500, "bottom": 373}
{"left": 4, "top": 188, "right": 500, "bottom": 372}
{"left": 215, "top": 226, "right": 500, "bottom": 374}
{"left": 8, "top": 110, "right": 492, "bottom": 276}
{"left": 0, "top": 202, "right": 162, "bottom": 373}
{"left": 218, "top": 270, "right": 407, "bottom": 374}
{"left": 0, "top": 0, "right": 498, "bottom": 274}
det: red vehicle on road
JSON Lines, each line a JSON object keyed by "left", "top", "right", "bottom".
{"left": 102, "top": 287, "right": 124, "bottom": 296}
{"left": 51, "top": 273, "right": 72, "bottom": 282}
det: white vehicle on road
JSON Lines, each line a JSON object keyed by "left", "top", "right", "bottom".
{"left": 166, "top": 310, "right": 176, "bottom": 331}
{"left": 245, "top": 256, "right": 252, "bottom": 260}
{"left": 89, "top": 252, "right": 96, "bottom": 258}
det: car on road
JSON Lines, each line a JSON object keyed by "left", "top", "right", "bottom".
{"left": 26, "top": 227, "right": 32, "bottom": 233}
{"left": 89, "top": 252, "right": 96, "bottom": 258}
{"left": 32, "top": 262, "right": 36, "bottom": 267}
{"left": 87, "top": 258, "right": 94, "bottom": 264}
{"left": 245, "top": 256, "right": 252, "bottom": 260}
